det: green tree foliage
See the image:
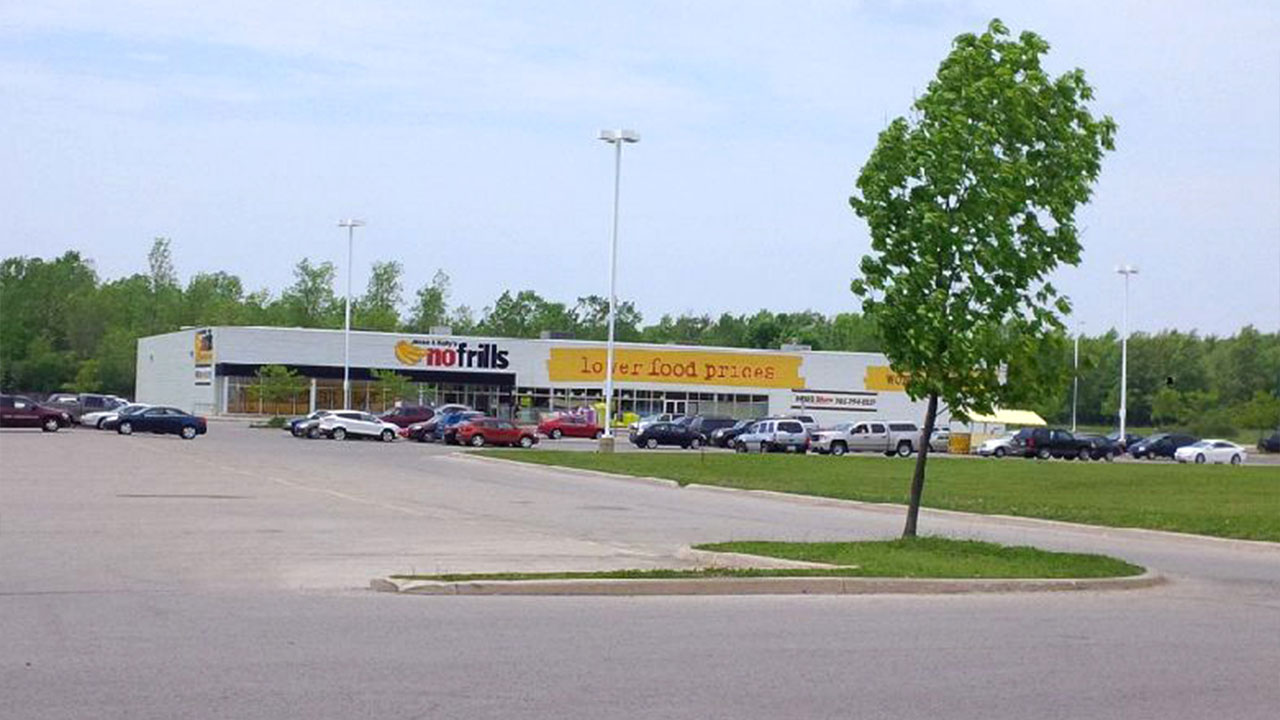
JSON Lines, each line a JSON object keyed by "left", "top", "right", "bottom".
{"left": 354, "top": 260, "right": 404, "bottom": 331}
{"left": 278, "top": 259, "right": 340, "bottom": 328}
{"left": 371, "top": 368, "right": 414, "bottom": 404}
{"left": 849, "top": 19, "right": 1116, "bottom": 536}
{"left": 406, "top": 269, "right": 451, "bottom": 332}
{"left": 252, "top": 364, "right": 307, "bottom": 408}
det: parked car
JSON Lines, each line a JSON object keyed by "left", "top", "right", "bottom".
{"left": 629, "top": 413, "right": 683, "bottom": 432}
{"left": 1077, "top": 434, "right": 1123, "bottom": 461}
{"left": 1256, "top": 431, "right": 1280, "bottom": 453}
{"left": 538, "top": 414, "right": 603, "bottom": 439}
{"left": 455, "top": 418, "right": 538, "bottom": 448}
{"left": 1010, "top": 427, "right": 1093, "bottom": 460}
{"left": 629, "top": 421, "right": 705, "bottom": 450}
{"left": 100, "top": 404, "right": 151, "bottom": 431}
{"left": 686, "top": 415, "right": 738, "bottom": 439}
{"left": 709, "top": 418, "right": 758, "bottom": 448}
{"left": 1129, "top": 433, "right": 1198, "bottom": 460}
{"left": 929, "top": 428, "right": 951, "bottom": 453}
{"left": 785, "top": 414, "right": 820, "bottom": 435}
{"left": 42, "top": 393, "right": 123, "bottom": 424}
{"left": 1174, "top": 439, "right": 1247, "bottom": 465}
{"left": 0, "top": 394, "right": 72, "bottom": 432}
{"left": 1105, "top": 431, "right": 1143, "bottom": 452}
{"left": 975, "top": 433, "right": 1015, "bottom": 458}
{"left": 379, "top": 405, "right": 435, "bottom": 428}
{"left": 287, "top": 410, "right": 333, "bottom": 437}
{"left": 438, "top": 411, "right": 486, "bottom": 444}
{"left": 115, "top": 406, "right": 207, "bottom": 439}
{"left": 318, "top": 411, "right": 399, "bottom": 441}
{"left": 82, "top": 403, "right": 149, "bottom": 430}
{"left": 734, "top": 418, "right": 809, "bottom": 453}
{"left": 810, "top": 420, "right": 919, "bottom": 457}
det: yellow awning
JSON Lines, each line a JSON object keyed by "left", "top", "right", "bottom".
{"left": 965, "top": 408, "right": 1047, "bottom": 426}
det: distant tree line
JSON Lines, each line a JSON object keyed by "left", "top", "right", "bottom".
{"left": 1, "top": 241, "right": 1277, "bottom": 434}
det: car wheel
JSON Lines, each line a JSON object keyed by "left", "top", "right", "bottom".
{"left": 831, "top": 442, "right": 847, "bottom": 457}
{"left": 470, "top": 434, "right": 486, "bottom": 447}
{"left": 645, "top": 438, "right": 658, "bottom": 450}
{"left": 993, "top": 446, "right": 1006, "bottom": 458}
{"left": 690, "top": 437, "right": 701, "bottom": 450}
{"left": 761, "top": 441, "right": 772, "bottom": 453}
{"left": 1230, "top": 454, "right": 1242, "bottom": 466}
{"left": 97, "top": 418, "right": 107, "bottom": 430}
{"left": 308, "top": 427, "right": 321, "bottom": 439}
{"left": 381, "top": 429, "right": 395, "bottom": 442}
{"left": 1107, "top": 450, "right": 1118, "bottom": 462}
{"left": 594, "top": 429, "right": 604, "bottom": 439}
{"left": 1036, "top": 448, "right": 1051, "bottom": 460}
{"left": 1077, "top": 447, "right": 1090, "bottom": 461}
{"left": 180, "top": 425, "right": 197, "bottom": 440}
{"left": 896, "top": 441, "right": 912, "bottom": 457}
{"left": 118, "top": 421, "right": 133, "bottom": 435}
{"left": 1195, "top": 453, "right": 1205, "bottom": 464}
{"left": 519, "top": 435, "right": 534, "bottom": 449}
{"left": 332, "top": 427, "right": 347, "bottom": 441}
{"left": 735, "top": 442, "right": 747, "bottom": 454}
{"left": 42, "top": 417, "right": 61, "bottom": 432}
{"left": 550, "top": 428, "right": 563, "bottom": 440}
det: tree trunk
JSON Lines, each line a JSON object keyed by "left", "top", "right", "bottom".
{"left": 903, "top": 393, "right": 939, "bottom": 538}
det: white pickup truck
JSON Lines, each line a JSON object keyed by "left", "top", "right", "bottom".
{"left": 811, "top": 420, "right": 920, "bottom": 457}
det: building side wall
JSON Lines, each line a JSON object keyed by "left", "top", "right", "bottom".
{"left": 136, "top": 330, "right": 216, "bottom": 414}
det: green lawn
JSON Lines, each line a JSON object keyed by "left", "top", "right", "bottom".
{"left": 479, "top": 450, "right": 1280, "bottom": 541}
{"left": 391, "top": 537, "right": 1142, "bottom": 581}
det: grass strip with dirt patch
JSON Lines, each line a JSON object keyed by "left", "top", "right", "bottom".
{"left": 390, "top": 537, "right": 1142, "bottom": 581}
{"left": 477, "top": 450, "right": 1280, "bottom": 541}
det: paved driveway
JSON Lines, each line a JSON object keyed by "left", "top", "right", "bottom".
{"left": 2, "top": 424, "right": 1278, "bottom": 719}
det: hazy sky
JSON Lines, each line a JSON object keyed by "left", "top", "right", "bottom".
{"left": 3, "top": 1, "right": 1277, "bottom": 336}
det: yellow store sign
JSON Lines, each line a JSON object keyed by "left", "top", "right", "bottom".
{"left": 548, "top": 348, "right": 803, "bottom": 389}
{"left": 864, "top": 365, "right": 909, "bottom": 392}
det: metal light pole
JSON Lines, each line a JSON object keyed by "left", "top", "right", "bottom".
{"left": 1072, "top": 324, "right": 1082, "bottom": 433}
{"left": 1116, "top": 265, "right": 1138, "bottom": 441}
{"left": 597, "top": 129, "right": 639, "bottom": 447}
{"left": 339, "top": 218, "right": 365, "bottom": 409}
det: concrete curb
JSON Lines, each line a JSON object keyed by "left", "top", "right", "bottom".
{"left": 371, "top": 569, "right": 1165, "bottom": 597}
{"left": 463, "top": 453, "right": 1280, "bottom": 552}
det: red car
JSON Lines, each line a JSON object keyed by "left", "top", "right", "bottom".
{"left": 0, "top": 395, "right": 73, "bottom": 432}
{"left": 455, "top": 418, "right": 539, "bottom": 448}
{"left": 537, "top": 415, "right": 603, "bottom": 440}
{"left": 379, "top": 405, "right": 435, "bottom": 428}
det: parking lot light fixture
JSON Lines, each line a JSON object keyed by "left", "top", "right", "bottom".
{"left": 598, "top": 129, "right": 639, "bottom": 444}
{"left": 339, "top": 219, "right": 365, "bottom": 409}
{"left": 1116, "top": 264, "right": 1138, "bottom": 442}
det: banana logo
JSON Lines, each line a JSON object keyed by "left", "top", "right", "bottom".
{"left": 395, "top": 340, "right": 428, "bottom": 366}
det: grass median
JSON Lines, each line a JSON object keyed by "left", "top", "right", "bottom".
{"left": 477, "top": 450, "right": 1280, "bottom": 541}
{"left": 390, "top": 537, "right": 1143, "bottom": 581}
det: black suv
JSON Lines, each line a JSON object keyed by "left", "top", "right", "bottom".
{"left": 1129, "top": 433, "right": 1198, "bottom": 460}
{"left": 1011, "top": 427, "right": 1093, "bottom": 460}
{"left": 686, "top": 415, "right": 737, "bottom": 438}
{"left": 1257, "top": 431, "right": 1280, "bottom": 454}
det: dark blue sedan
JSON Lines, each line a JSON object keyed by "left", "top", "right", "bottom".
{"left": 115, "top": 406, "right": 208, "bottom": 439}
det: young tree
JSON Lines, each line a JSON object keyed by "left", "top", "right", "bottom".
{"left": 849, "top": 19, "right": 1116, "bottom": 537}
{"left": 355, "top": 260, "right": 404, "bottom": 331}
{"left": 406, "top": 269, "right": 451, "bottom": 332}
{"left": 277, "top": 259, "right": 340, "bottom": 328}
{"left": 371, "top": 368, "right": 414, "bottom": 406}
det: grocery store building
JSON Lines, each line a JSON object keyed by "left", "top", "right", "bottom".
{"left": 136, "top": 326, "right": 942, "bottom": 426}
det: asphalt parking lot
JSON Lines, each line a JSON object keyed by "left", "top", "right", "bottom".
{"left": 3, "top": 422, "right": 1279, "bottom": 719}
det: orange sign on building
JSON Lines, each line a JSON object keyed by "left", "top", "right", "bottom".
{"left": 548, "top": 348, "right": 803, "bottom": 389}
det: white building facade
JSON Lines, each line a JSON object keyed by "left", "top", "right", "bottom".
{"left": 136, "top": 326, "right": 940, "bottom": 427}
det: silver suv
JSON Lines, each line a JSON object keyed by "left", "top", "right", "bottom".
{"left": 734, "top": 418, "right": 810, "bottom": 453}
{"left": 811, "top": 420, "right": 920, "bottom": 457}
